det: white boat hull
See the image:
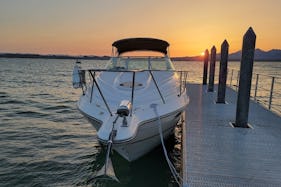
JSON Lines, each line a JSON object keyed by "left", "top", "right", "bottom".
{"left": 101, "top": 110, "right": 182, "bottom": 161}
{"left": 80, "top": 107, "right": 183, "bottom": 161}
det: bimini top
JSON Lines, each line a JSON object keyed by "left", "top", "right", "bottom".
{"left": 112, "top": 38, "right": 169, "bottom": 55}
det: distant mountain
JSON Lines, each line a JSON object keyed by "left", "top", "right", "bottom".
{"left": 171, "top": 56, "right": 204, "bottom": 61}
{"left": 230, "top": 49, "right": 281, "bottom": 61}
{"left": 172, "top": 49, "right": 281, "bottom": 61}
{"left": 1, "top": 49, "right": 281, "bottom": 61}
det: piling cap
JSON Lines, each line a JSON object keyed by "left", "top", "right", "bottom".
{"left": 243, "top": 27, "right": 256, "bottom": 41}
{"left": 222, "top": 40, "right": 229, "bottom": 48}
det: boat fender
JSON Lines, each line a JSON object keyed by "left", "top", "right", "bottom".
{"left": 72, "top": 63, "right": 82, "bottom": 89}
{"left": 80, "top": 70, "right": 86, "bottom": 85}
{"left": 117, "top": 100, "right": 131, "bottom": 116}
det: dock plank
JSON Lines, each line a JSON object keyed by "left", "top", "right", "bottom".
{"left": 182, "top": 84, "right": 281, "bottom": 187}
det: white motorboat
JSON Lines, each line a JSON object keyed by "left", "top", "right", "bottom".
{"left": 73, "top": 38, "right": 189, "bottom": 163}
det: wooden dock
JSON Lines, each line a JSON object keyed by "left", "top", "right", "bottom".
{"left": 182, "top": 84, "right": 281, "bottom": 187}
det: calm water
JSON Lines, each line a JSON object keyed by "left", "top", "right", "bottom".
{"left": 0, "top": 58, "right": 180, "bottom": 187}
{"left": 0, "top": 58, "right": 280, "bottom": 187}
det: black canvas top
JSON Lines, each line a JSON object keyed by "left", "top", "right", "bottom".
{"left": 112, "top": 38, "right": 169, "bottom": 55}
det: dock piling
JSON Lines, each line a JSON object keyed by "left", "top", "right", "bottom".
{"left": 208, "top": 46, "right": 216, "bottom": 92}
{"left": 202, "top": 49, "right": 209, "bottom": 85}
{"left": 217, "top": 40, "right": 229, "bottom": 103}
{"left": 235, "top": 27, "right": 256, "bottom": 127}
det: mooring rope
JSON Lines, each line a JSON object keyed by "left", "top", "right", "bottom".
{"left": 151, "top": 104, "right": 183, "bottom": 186}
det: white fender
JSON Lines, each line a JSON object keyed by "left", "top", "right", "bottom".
{"left": 72, "top": 64, "right": 81, "bottom": 89}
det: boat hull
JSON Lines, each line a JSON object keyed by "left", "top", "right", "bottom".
{"left": 112, "top": 122, "right": 176, "bottom": 161}
{"left": 81, "top": 109, "right": 182, "bottom": 161}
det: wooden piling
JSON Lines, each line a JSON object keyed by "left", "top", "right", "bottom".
{"left": 217, "top": 40, "right": 229, "bottom": 103}
{"left": 202, "top": 49, "right": 209, "bottom": 85}
{"left": 208, "top": 46, "right": 216, "bottom": 92}
{"left": 235, "top": 27, "right": 256, "bottom": 128}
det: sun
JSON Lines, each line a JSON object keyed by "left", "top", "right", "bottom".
{"left": 200, "top": 52, "right": 205, "bottom": 56}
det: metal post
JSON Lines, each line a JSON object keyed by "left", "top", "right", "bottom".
{"left": 90, "top": 71, "right": 95, "bottom": 103}
{"left": 208, "top": 46, "right": 216, "bottom": 92}
{"left": 179, "top": 71, "right": 183, "bottom": 95}
{"left": 184, "top": 71, "right": 188, "bottom": 90}
{"left": 268, "top": 77, "right": 275, "bottom": 110}
{"left": 89, "top": 71, "right": 113, "bottom": 116}
{"left": 254, "top": 74, "right": 259, "bottom": 100}
{"left": 236, "top": 71, "right": 240, "bottom": 91}
{"left": 217, "top": 40, "right": 229, "bottom": 103}
{"left": 230, "top": 69, "right": 233, "bottom": 87}
{"left": 235, "top": 27, "right": 256, "bottom": 128}
{"left": 149, "top": 71, "right": 165, "bottom": 104}
{"left": 203, "top": 49, "right": 209, "bottom": 85}
{"left": 130, "top": 72, "right": 136, "bottom": 116}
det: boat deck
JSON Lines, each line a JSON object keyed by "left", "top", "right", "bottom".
{"left": 182, "top": 84, "right": 281, "bottom": 187}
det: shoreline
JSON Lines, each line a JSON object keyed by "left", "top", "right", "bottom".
{"left": 1, "top": 54, "right": 281, "bottom": 62}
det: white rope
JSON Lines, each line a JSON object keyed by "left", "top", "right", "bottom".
{"left": 151, "top": 104, "right": 183, "bottom": 186}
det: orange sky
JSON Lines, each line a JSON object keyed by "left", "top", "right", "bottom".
{"left": 0, "top": 0, "right": 281, "bottom": 57}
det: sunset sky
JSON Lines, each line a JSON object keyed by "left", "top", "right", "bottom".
{"left": 0, "top": 0, "right": 281, "bottom": 57}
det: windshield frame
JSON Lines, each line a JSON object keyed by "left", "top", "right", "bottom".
{"left": 105, "top": 56, "right": 175, "bottom": 71}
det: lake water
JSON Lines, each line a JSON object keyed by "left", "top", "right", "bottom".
{"left": 0, "top": 58, "right": 280, "bottom": 187}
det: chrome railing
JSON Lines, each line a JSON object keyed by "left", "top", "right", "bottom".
{"left": 183, "top": 68, "right": 280, "bottom": 115}
{"left": 79, "top": 69, "right": 188, "bottom": 116}
{"left": 227, "top": 69, "right": 281, "bottom": 115}
{"left": 178, "top": 71, "right": 188, "bottom": 96}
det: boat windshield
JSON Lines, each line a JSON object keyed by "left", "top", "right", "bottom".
{"left": 106, "top": 56, "right": 175, "bottom": 71}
